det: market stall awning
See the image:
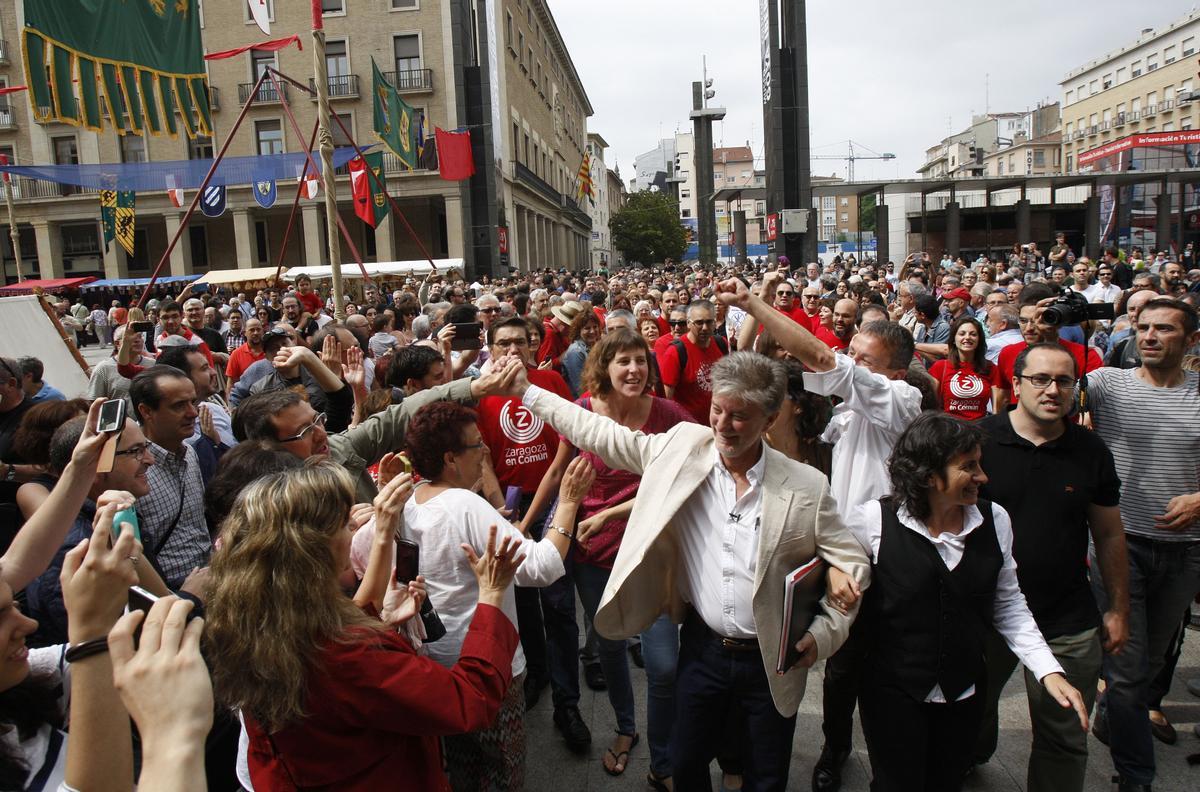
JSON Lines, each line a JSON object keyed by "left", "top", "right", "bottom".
{"left": 193, "top": 267, "right": 287, "bottom": 287}
{"left": 83, "top": 275, "right": 200, "bottom": 289}
{"left": 282, "top": 259, "right": 462, "bottom": 282}
{"left": 0, "top": 277, "right": 96, "bottom": 295}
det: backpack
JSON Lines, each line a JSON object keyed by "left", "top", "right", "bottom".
{"left": 670, "top": 335, "right": 728, "bottom": 382}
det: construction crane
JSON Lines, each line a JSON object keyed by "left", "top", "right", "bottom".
{"left": 811, "top": 140, "right": 896, "bottom": 183}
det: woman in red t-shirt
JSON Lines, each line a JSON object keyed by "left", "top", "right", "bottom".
{"left": 928, "top": 315, "right": 1001, "bottom": 420}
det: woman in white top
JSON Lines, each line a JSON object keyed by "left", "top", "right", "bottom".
{"left": 403, "top": 400, "right": 593, "bottom": 791}
{"left": 843, "top": 412, "right": 1089, "bottom": 792}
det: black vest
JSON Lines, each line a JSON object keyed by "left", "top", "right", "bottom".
{"left": 868, "top": 497, "right": 1002, "bottom": 702}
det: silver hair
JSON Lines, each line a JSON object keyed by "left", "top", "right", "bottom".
{"left": 970, "top": 282, "right": 994, "bottom": 297}
{"left": 411, "top": 314, "right": 433, "bottom": 340}
{"left": 606, "top": 309, "right": 636, "bottom": 330}
{"left": 530, "top": 288, "right": 548, "bottom": 301}
{"left": 710, "top": 352, "right": 787, "bottom": 415}
{"left": 686, "top": 299, "right": 715, "bottom": 318}
{"left": 906, "top": 282, "right": 928, "bottom": 299}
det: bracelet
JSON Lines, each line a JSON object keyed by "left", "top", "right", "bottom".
{"left": 3, "top": 463, "right": 14, "bottom": 482}
{"left": 551, "top": 524, "right": 574, "bottom": 540}
{"left": 64, "top": 636, "right": 110, "bottom": 663}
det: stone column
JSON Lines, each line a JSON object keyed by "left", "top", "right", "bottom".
{"left": 945, "top": 202, "right": 961, "bottom": 259}
{"left": 32, "top": 220, "right": 64, "bottom": 279}
{"left": 163, "top": 214, "right": 194, "bottom": 276}
{"left": 444, "top": 194, "right": 465, "bottom": 260}
{"left": 101, "top": 224, "right": 130, "bottom": 279}
{"left": 1083, "top": 196, "right": 1101, "bottom": 260}
{"left": 232, "top": 210, "right": 256, "bottom": 269}
{"left": 374, "top": 212, "right": 397, "bottom": 262}
{"left": 301, "top": 205, "right": 323, "bottom": 267}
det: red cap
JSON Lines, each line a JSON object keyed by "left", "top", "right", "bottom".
{"left": 942, "top": 287, "right": 971, "bottom": 301}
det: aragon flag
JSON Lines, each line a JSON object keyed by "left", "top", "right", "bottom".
{"left": 100, "top": 189, "right": 135, "bottom": 257}
{"left": 348, "top": 152, "right": 388, "bottom": 228}
{"left": 22, "top": 0, "right": 211, "bottom": 138}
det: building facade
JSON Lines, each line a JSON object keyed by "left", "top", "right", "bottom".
{"left": 585, "top": 132, "right": 609, "bottom": 268}
{"left": 605, "top": 164, "right": 625, "bottom": 266}
{"left": 0, "top": 0, "right": 592, "bottom": 284}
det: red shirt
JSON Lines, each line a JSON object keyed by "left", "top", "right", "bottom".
{"left": 537, "top": 319, "right": 570, "bottom": 369}
{"left": 226, "top": 343, "right": 265, "bottom": 383}
{"left": 928, "top": 360, "right": 1000, "bottom": 420}
{"left": 244, "top": 605, "right": 517, "bottom": 792}
{"left": 297, "top": 290, "right": 323, "bottom": 316}
{"left": 814, "top": 326, "right": 850, "bottom": 351}
{"left": 996, "top": 339, "right": 1102, "bottom": 392}
{"left": 478, "top": 367, "right": 572, "bottom": 494}
{"left": 658, "top": 334, "right": 727, "bottom": 423}
{"left": 655, "top": 316, "right": 671, "bottom": 337}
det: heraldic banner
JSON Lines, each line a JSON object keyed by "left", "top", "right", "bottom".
{"left": 101, "top": 189, "right": 135, "bottom": 257}
{"left": 371, "top": 58, "right": 417, "bottom": 170}
{"left": 22, "top": 0, "right": 212, "bottom": 138}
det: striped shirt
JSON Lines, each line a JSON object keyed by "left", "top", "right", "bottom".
{"left": 1087, "top": 367, "right": 1200, "bottom": 542}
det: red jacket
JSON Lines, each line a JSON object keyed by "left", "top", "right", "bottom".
{"left": 244, "top": 604, "right": 518, "bottom": 791}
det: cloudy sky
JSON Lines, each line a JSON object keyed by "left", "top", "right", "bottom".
{"left": 551, "top": 0, "right": 1199, "bottom": 183}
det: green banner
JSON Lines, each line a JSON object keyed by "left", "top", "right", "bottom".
{"left": 372, "top": 59, "right": 417, "bottom": 170}
{"left": 100, "top": 189, "right": 135, "bottom": 256}
{"left": 23, "top": 0, "right": 210, "bottom": 138}
{"left": 365, "top": 151, "right": 389, "bottom": 227}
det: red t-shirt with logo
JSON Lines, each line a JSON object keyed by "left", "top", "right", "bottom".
{"left": 995, "top": 339, "right": 1102, "bottom": 393}
{"left": 658, "top": 334, "right": 727, "bottom": 424}
{"left": 928, "top": 360, "right": 1001, "bottom": 420}
{"left": 477, "top": 367, "right": 572, "bottom": 494}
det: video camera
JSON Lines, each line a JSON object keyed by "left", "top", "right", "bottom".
{"left": 1041, "top": 288, "right": 1115, "bottom": 327}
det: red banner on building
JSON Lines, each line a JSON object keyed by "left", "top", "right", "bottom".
{"left": 1078, "top": 129, "right": 1200, "bottom": 166}
{"left": 765, "top": 213, "right": 779, "bottom": 241}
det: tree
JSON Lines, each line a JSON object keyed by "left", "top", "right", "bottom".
{"left": 609, "top": 191, "right": 688, "bottom": 265}
{"left": 859, "top": 194, "right": 876, "bottom": 234}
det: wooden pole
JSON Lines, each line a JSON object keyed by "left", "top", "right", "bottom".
{"left": 311, "top": 2, "right": 345, "bottom": 322}
{"left": 4, "top": 176, "right": 23, "bottom": 283}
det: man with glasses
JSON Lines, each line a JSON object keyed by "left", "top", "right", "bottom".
{"left": 1085, "top": 299, "right": 1200, "bottom": 792}
{"left": 972, "top": 344, "right": 1130, "bottom": 790}
{"left": 24, "top": 411, "right": 158, "bottom": 646}
{"left": 129, "top": 366, "right": 211, "bottom": 589}
{"left": 659, "top": 300, "right": 729, "bottom": 423}
{"left": 1086, "top": 266, "right": 1121, "bottom": 304}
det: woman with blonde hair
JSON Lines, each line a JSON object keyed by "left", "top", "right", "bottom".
{"left": 204, "top": 461, "right": 524, "bottom": 791}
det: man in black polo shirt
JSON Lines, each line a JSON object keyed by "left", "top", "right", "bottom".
{"left": 973, "top": 343, "right": 1130, "bottom": 792}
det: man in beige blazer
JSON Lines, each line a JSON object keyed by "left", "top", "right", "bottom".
{"left": 493, "top": 351, "right": 870, "bottom": 791}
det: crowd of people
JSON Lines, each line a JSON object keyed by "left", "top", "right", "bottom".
{"left": 0, "top": 239, "right": 1197, "bottom": 792}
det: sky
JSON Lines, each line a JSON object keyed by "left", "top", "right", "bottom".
{"left": 550, "top": 0, "right": 1200, "bottom": 184}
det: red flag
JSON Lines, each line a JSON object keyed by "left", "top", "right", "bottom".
{"left": 435, "top": 128, "right": 475, "bottom": 181}
{"left": 348, "top": 156, "right": 375, "bottom": 227}
{"left": 0, "top": 153, "right": 9, "bottom": 184}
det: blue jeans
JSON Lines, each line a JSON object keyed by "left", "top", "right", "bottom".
{"left": 1090, "top": 536, "right": 1200, "bottom": 784}
{"left": 574, "top": 564, "right": 680, "bottom": 778}
{"left": 514, "top": 512, "right": 579, "bottom": 710}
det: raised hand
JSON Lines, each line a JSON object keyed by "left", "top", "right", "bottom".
{"left": 462, "top": 525, "right": 526, "bottom": 607}
{"left": 714, "top": 277, "right": 752, "bottom": 310}
{"left": 62, "top": 501, "right": 141, "bottom": 643}
{"left": 558, "top": 456, "right": 596, "bottom": 504}
{"left": 381, "top": 575, "right": 427, "bottom": 627}
{"left": 343, "top": 344, "right": 366, "bottom": 391}
{"left": 373, "top": 469, "right": 415, "bottom": 530}
{"left": 198, "top": 404, "right": 219, "bottom": 445}
{"left": 320, "top": 333, "right": 344, "bottom": 379}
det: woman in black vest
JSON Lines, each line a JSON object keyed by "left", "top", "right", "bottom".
{"left": 849, "top": 413, "right": 1089, "bottom": 792}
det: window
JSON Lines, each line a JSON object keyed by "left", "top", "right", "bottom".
{"left": 325, "top": 40, "right": 349, "bottom": 78}
{"left": 756, "top": 201, "right": 766, "bottom": 215}
{"left": 1102, "top": 73, "right": 1113, "bottom": 89}
{"left": 1132, "top": 97, "right": 1141, "bottom": 113}
{"left": 1117, "top": 67, "right": 1127, "bottom": 84}
{"left": 1089, "top": 79, "right": 1099, "bottom": 95}
{"left": 1034, "top": 150, "right": 1045, "bottom": 167}
{"left": 1067, "top": 154, "right": 1073, "bottom": 172}
{"left": 998, "top": 160, "right": 1005, "bottom": 175}
{"left": 393, "top": 35, "right": 420, "bottom": 73}
{"left": 321, "top": 0, "right": 344, "bottom": 13}
{"left": 255, "top": 119, "right": 284, "bottom": 156}
{"left": 681, "top": 209, "right": 691, "bottom": 218}
{"left": 53, "top": 136, "right": 78, "bottom": 196}
{"left": 1163, "top": 121, "right": 1175, "bottom": 132}
{"left": 188, "top": 226, "right": 208, "bottom": 270}
{"left": 1165, "top": 45, "right": 1177, "bottom": 64}
{"left": 1147, "top": 53, "right": 1159, "bottom": 71}
{"left": 680, "top": 189, "right": 690, "bottom": 198}
{"left": 840, "top": 213, "right": 849, "bottom": 223}
{"left": 506, "top": 13, "right": 514, "bottom": 49}
{"left": 1148, "top": 91, "right": 1158, "bottom": 108}
{"left": 1065, "top": 89, "right": 1073, "bottom": 104}
{"left": 332, "top": 113, "right": 353, "bottom": 172}
{"left": 511, "top": 122, "right": 519, "bottom": 164}
{"left": 188, "top": 135, "right": 213, "bottom": 160}
{"left": 391, "top": 0, "right": 418, "bottom": 8}
{"left": 517, "top": 33, "right": 525, "bottom": 68}
{"left": 822, "top": 196, "right": 834, "bottom": 209}
{"left": 255, "top": 220, "right": 269, "bottom": 264}
{"left": 1103, "top": 109, "right": 1111, "bottom": 123}
{"left": 1066, "top": 121, "right": 1073, "bottom": 135}
{"left": 251, "top": 50, "right": 274, "bottom": 81}
{"left": 1089, "top": 113, "right": 1098, "bottom": 127}
{"left": 120, "top": 134, "right": 146, "bottom": 163}
{"left": 1185, "top": 37, "right": 1196, "bottom": 57}
{"left": 1132, "top": 59, "right": 1143, "bottom": 78}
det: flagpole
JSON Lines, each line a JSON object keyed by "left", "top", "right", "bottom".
{"left": 311, "top": 1, "right": 345, "bottom": 322}
{"left": 4, "top": 176, "right": 23, "bottom": 283}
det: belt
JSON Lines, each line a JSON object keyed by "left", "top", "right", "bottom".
{"left": 684, "top": 608, "right": 759, "bottom": 652}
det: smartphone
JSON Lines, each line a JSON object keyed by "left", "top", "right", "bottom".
{"left": 450, "top": 322, "right": 483, "bottom": 352}
{"left": 96, "top": 399, "right": 126, "bottom": 434}
{"left": 395, "top": 538, "right": 420, "bottom": 585}
{"left": 504, "top": 486, "right": 522, "bottom": 517}
{"left": 130, "top": 321, "right": 154, "bottom": 333}
{"left": 128, "top": 585, "right": 158, "bottom": 614}
{"left": 111, "top": 506, "right": 141, "bottom": 542}
{"left": 399, "top": 453, "right": 413, "bottom": 476}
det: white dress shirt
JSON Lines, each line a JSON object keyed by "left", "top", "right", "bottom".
{"left": 672, "top": 445, "right": 767, "bottom": 639}
{"left": 1085, "top": 282, "right": 1122, "bottom": 304}
{"left": 848, "top": 499, "right": 1063, "bottom": 702}
{"left": 400, "top": 486, "right": 565, "bottom": 677}
{"left": 803, "top": 353, "right": 922, "bottom": 515}
{"left": 985, "top": 328, "right": 1024, "bottom": 364}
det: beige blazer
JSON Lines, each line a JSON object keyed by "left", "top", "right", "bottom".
{"left": 524, "top": 388, "right": 871, "bottom": 716}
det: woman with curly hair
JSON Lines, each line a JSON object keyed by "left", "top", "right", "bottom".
{"left": 844, "top": 412, "right": 1089, "bottom": 791}
{"left": 402, "top": 402, "right": 589, "bottom": 790}
{"left": 928, "top": 315, "right": 1002, "bottom": 420}
{"left": 204, "top": 461, "right": 525, "bottom": 791}
{"left": 11, "top": 399, "right": 89, "bottom": 520}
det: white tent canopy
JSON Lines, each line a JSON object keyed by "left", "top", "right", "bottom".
{"left": 193, "top": 267, "right": 286, "bottom": 286}
{"left": 282, "top": 259, "right": 463, "bottom": 282}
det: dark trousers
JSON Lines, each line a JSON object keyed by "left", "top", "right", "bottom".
{"left": 671, "top": 613, "right": 797, "bottom": 792}
{"left": 860, "top": 679, "right": 982, "bottom": 792}
{"left": 821, "top": 615, "right": 870, "bottom": 753}
{"left": 514, "top": 506, "right": 580, "bottom": 710}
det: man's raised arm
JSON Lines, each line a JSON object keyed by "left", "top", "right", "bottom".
{"left": 715, "top": 274, "right": 836, "bottom": 372}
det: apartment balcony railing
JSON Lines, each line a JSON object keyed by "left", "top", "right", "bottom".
{"left": 309, "top": 74, "right": 359, "bottom": 100}
{"left": 0, "top": 102, "right": 15, "bottom": 131}
{"left": 0, "top": 39, "right": 9, "bottom": 65}
{"left": 238, "top": 81, "right": 289, "bottom": 105}
{"left": 383, "top": 69, "right": 434, "bottom": 93}
{"left": 207, "top": 86, "right": 220, "bottom": 112}
{"left": 514, "top": 161, "right": 561, "bottom": 204}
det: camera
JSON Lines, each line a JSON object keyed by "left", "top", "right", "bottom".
{"left": 1041, "top": 288, "right": 1115, "bottom": 327}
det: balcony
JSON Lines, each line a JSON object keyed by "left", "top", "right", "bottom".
{"left": 1144, "top": 105, "right": 1158, "bottom": 118}
{"left": 383, "top": 69, "right": 433, "bottom": 94}
{"left": 207, "top": 86, "right": 220, "bottom": 112}
{"left": 1115, "top": 113, "right": 1126, "bottom": 127}
{"left": 309, "top": 74, "right": 359, "bottom": 100}
{"left": 0, "top": 39, "right": 9, "bottom": 65}
{"left": 0, "top": 102, "right": 15, "bottom": 131}
{"left": 238, "top": 81, "right": 289, "bottom": 105}
{"left": 10, "top": 176, "right": 97, "bottom": 200}
{"left": 1161, "top": 99, "right": 1175, "bottom": 112}
{"left": 514, "top": 161, "right": 560, "bottom": 204}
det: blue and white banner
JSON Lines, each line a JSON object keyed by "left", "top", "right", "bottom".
{"left": 201, "top": 185, "right": 226, "bottom": 218}
{"left": 253, "top": 179, "right": 277, "bottom": 209}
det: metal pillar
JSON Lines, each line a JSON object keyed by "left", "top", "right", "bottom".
{"left": 1156, "top": 181, "right": 1172, "bottom": 253}
{"left": 1084, "top": 195, "right": 1101, "bottom": 259}
{"left": 690, "top": 81, "right": 725, "bottom": 265}
{"left": 1178, "top": 182, "right": 1188, "bottom": 255}
{"left": 945, "top": 201, "right": 961, "bottom": 260}
{"left": 874, "top": 199, "right": 889, "bottom": 264}
{"left": 1015, "top": 199, "right": 1032, "bottom": 249}
{"left": 733, "top": 210, "right": 748, "bottom": 263}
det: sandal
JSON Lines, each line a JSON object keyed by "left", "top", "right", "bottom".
{"left": 647, "top": 770, "right": 672, "bottom": 791}
{"left": 603, "top": 731, "right": 639, "bottom": 776}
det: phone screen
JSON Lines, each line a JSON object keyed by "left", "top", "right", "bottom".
{"left": 395, "top": 539, "right": 420, "bottom": 584}
{"left": 130, "top": 321, "right": 154, "bottom": 333}
{"left": 450, "top": 322, "right": 483, "bottom": 351}
{"left": 96, "top": 399, "right": 126, "bottom": 433}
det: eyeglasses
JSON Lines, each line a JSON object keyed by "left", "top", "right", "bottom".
{"left": 802, "top": 294, "right": 821, "bottom": 300}
{"left": 114, "top": 442, "right": 151, "bottom": 458}
{"left": 1017, "top": 374, "right": 1077, "bottom": 391}
{"left": 776, "top": 290, "right": 795, "bottom": 297}
{"left": 479, "top": 307, "right": 499, "bottom": 314}
{"left": 459, "top": 442, "right": 486, "bottom": 452}
{"left": 668, "top": 320, "right": 688, "bottom": 327}
{"left": 689, "top": 319, "right": 716, "bottom": 327}
{"left": 280, "top": 412, "right": 327, "bottom": 443}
